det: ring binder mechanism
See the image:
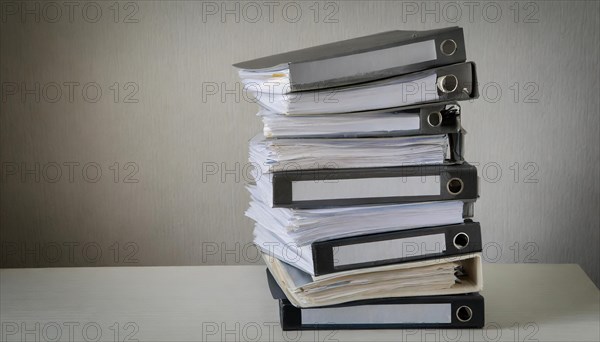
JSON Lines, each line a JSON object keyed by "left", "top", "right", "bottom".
{"left": 234, "top": 27, "right": 466, "bottom": 92}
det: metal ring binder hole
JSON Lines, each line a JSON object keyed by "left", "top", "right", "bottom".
{"left": 437, "top": 74, "right": 458, "bottom": 93}
{"left": 453, "top": 232, "right": 470, "bottom": 249}
{"left": 440, "top": 39, "right": 457, "bottom": 56}
{"left": 456, "top": 306, "right": 473, "bottom": 322}
{"left": 427, "top": 112, "right": 443, "bottom": 127}
{"left": 447, "top": 178, "right": 464, "bottom": 195}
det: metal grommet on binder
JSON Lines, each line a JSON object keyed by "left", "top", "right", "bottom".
{"left": 437, "top": 74, "right": 458, "bottom": 93}
{"left": 453, "top": 232, "right": 470, "bottom": 249}
{"left": 440, "top": 39, "right": 457, "bottom": 56}
{"left": 456, "top": 306, "right": 473, "bottom": 322}
{"left": 427, "top": 111, "right": 443, "bottom": 127}
{"left": 446, "top": 178, "right": 464, "bottom": 195}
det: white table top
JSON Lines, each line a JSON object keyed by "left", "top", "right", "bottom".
{"left": 1, "top": 264, "right": 598, "bottom": 341}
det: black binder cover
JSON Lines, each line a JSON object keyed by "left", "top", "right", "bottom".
{"left": 278, "top": 296, "right": 484, "bottom": 330}
{"left": 311, "top": 221, "right": 482, "bottom": 276}
{"left": 267, "top": 270, "right": 484, "bottom": 330}
{"left": 272, "top": 163, "right": 478, "bottom": 209}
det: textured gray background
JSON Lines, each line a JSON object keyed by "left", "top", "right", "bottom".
{"left": 1, "top": 1, "right": 598, "bottom": 285}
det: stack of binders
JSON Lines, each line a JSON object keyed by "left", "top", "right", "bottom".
{"left": 234, "top": 27, "right": 484, "bottom": 330}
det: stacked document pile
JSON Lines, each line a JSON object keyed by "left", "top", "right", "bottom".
{"left": 235, "top": 27, "right": 484, "bottom": 330}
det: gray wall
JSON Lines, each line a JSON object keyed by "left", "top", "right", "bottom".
{"left": 1, "top": 1, "right": 598, "bottom": 285}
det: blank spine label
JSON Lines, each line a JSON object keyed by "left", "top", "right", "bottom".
{"left": 292, "top": 176, "right": 441, "bottom": 201}
{"left": 333, "top": 233, "right": 447, "bottom": 267}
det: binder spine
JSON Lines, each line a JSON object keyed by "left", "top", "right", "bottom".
{"left": 272, "top": 163, "right": 479, "bottom": 208}
{"left": 279, "top": 295, "right": 485, "bottom": 330}
{"left": 289, "top": 28, "right": 467, "bottom": 92}
{"left": 267, "top": 102, "right": 462, "bottom": 139}
{"left": 311, "top": 222, "right": 482, "bottom": 276}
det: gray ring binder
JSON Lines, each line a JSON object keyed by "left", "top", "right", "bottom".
{"left": 234, "top": 27, "right": 467, "bottom": 92}
{"left": 309, "top": 221, "right": 482, "bottom": 276}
